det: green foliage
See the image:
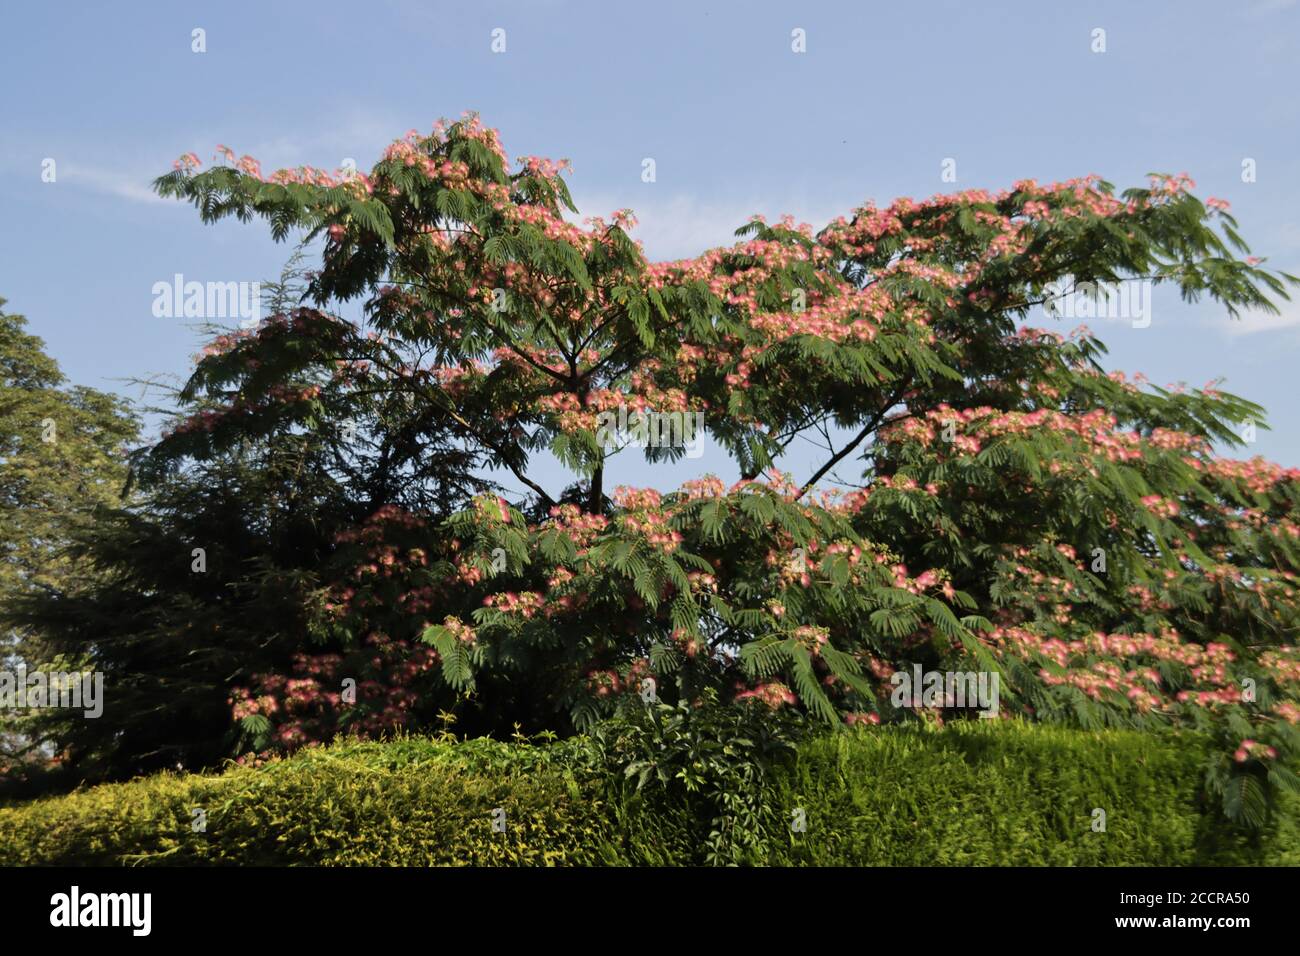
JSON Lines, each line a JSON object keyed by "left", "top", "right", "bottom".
{"left": 768, "top": 722, "right": 1297, "bottom": 865}
{"left": 0, "top": 299, "right": 138, "bottom": 617}
{"left": 2, "top": 440, "right": 352, "bottom": 784}
{"left": 1, "top": 723, "right": 1293, "bottom": 866}
{"left": 589, "top": 690, "right": 807, "bottom": 865}
{"left": 0, "top": 734, "right": 619, "bottom": 866}
{"left": 0, "top": 299, "right": 139, "bottom": 783}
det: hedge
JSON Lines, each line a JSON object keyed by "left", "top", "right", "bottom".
{"left": 0, "top": 723, "right": 1294, "bottom": 865}
{"left": 766, "top": 723, "right": 1299, "bottom": 866}
{"left": 0, "top": 736, "right": 623, "bottom": 866}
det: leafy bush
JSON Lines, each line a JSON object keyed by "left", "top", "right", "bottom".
{"left": 0, "top": 735, "right": 621, "bottom": 866}
{"left": 766, "top": 722, "right": 1298, "bottom": 866}
{"left": 589, "top": 690, "right": 809, "bottom": 865}
{"left": 1, "top": 723, "right": 1293, "bottom": 866}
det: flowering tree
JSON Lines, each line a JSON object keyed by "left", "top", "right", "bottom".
{"left": 139, "top": 114, "right": 1298, "bottom": 819}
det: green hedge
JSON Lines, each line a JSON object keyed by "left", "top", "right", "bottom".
{"left": 0, "top": 737, "right": 624, "bottom": 866}
{"left": 766, "top": 723, "right": 1298, "bottom": 866}
{"left": 0, "top": 724, "right": 1294, "bottom": 865}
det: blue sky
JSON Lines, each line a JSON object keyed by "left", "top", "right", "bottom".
{"left": 2, "top": 0, "right": 1298, "bottom": 496}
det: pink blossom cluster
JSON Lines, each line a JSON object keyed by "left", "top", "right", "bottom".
{"left": 1234, "top": 738, "right": 1278, "bottom": 762}
{"left": 735, "top": 681, "right": 798, "bottom": 709}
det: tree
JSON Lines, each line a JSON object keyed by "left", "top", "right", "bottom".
{"left": 26, "top": 115, "right": 1300, "bottom": 821}
{"left": 5, "top": 259, "right": 478, "bottom": 780}
{"left": 0, "top": 300, "right": 138, "bottom": 780}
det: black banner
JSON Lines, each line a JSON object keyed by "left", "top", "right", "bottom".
{"left": 0, "top": 866, "right": 1280, "bottom": 941}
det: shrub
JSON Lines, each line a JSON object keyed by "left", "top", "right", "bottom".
{"left": 589, "top": 690, "right": 809, "bottom": 865}
{"left": 0, "top": 736, "right": 621, "bottom": 866}
{"left": 0, "top": 724, "right": 1293, "bottom": 866}
{"left": 766, "top": 722, "right": 1297, "bottom": 866}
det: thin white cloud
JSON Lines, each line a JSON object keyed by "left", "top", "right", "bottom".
{"left": 1222, "top": 297, "right": 1300, "bottom": 337}
{"left": 0, "top": 146, "right": 161, "bottom": 205}
{"left": 0, "top": 106, "right": 407, "bottom": 211}
{"left": 60, "top": 163, "right": 166, "bottom": 204}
